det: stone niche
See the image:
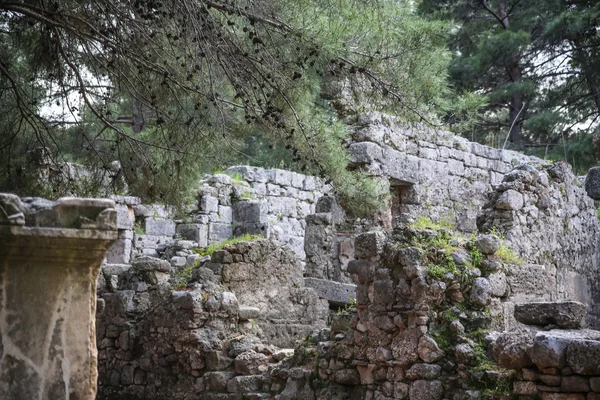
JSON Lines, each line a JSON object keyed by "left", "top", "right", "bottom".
{"left": 0, "top": 193, "right": 117, "bottom": 400}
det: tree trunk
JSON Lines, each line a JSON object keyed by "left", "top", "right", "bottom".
{"left": 498, "top": 2, "right": 523, "bottom": 145}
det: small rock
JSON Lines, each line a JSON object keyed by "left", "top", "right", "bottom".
{"left": 418, "top": 335, "right": 445, "bottom": 363}
{"left": 238, "top": 306, "right": 260, "bottom": 321}
{"left": 273, "top": 349, "right": 294, "bottom": 362}
{"left": 469, "top": 277, "right": 491, "bottom": 308}
{"left": 406, "top": 363, "right": 441, "bottom": 380}
{"left": 495, "top": 189, "right": 524, "bottom": 210}
{"left": 585, "top": 167, "right": 600, "bottom": 200}
{"left": 475, "top": 234, "right": 501, "bottom": 255}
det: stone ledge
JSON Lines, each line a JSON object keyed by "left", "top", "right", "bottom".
{"left": 304, "top": 277, "right": 356, "bottom": 305}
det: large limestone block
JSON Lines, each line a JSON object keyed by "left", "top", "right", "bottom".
{"left": 0, "top": 194, "right": 117, "bottom": 400}
{"left": 566, "top": 339, "right": 600, "bottom": 375}
{"left": 514, "top": 301, "right": 587, "bottom": 328}
{"left": 304, "top": 278, "right": 356, "bottom": 305}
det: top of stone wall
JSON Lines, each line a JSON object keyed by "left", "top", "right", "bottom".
{"left": 0, "top": 193, "right": 117, "bottom": 231}
{"left": 353, "top": 112, "right": 542, "bottom": 167}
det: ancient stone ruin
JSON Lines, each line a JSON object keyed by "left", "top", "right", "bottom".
{"left": 5, "top": 112, "right": 600, "bottom": 399}
{"left": 0, "top": 194, "right": 117, "bottom": 400}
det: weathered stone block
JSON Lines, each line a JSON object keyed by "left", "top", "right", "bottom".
{"left": 529, "top": 333, "right": 572, "bottom": 369}
{"left": 495, "top": 189, "right": 524, "bottom": 210}
{"left": 354, "top": 231, "right": 386, "bottom": 259}
{"left": 514, "top": 302, "right": 587, "bottom": 329}
{"left": 566, "top": 340, "right": 600, "bottom": 375}
{"left": 115, "top": 204, "right": 134, "bottom": 230}
{"left": 409, "top": 380, "right": 443, "bottom": 400}
{"left": 176, "top": 223, "right": 208, "bottom": 247}
{"left": 348, "top": 142, "right": 384, "bottom": 165}
{"left": 493, "top": 331, "right": 535, "bottom": 369}
{"left": 304, "top": 278, "right": 356, "bottom": 305}
{"left": 208, "top": 223, "right": 233, "bottom": 243}
{"left": 145, "top": 217, "right": 176, "bottom": 236}
{"left": 232, "top": 200, "right": 267, "bottom": 224}
{"left": 200, "top": 195, "right": 219, "bottom": 213}
{"left": 105, "top": 237, "right": 132, "bottom": 264}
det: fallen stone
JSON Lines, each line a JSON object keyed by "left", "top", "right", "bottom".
{"left": 514, "top": 301, "right": 587, "bottom": 328}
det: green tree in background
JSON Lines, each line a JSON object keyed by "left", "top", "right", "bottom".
{"left": 0, "top": 0, "right": 475, "bottom": 215}
{"left": 420, "top": 0, "right": 600, "bottom": 172}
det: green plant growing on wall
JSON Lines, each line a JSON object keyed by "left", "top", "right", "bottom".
{"left": 488, "top": 227, "right": 525, "bottom": 265}
{"left": 199, "top": 234, "right": 264, "bottom": 257}
{"left": 409, "top": 216, "right": 454, "bottom": 231}
{"left": 134, "top": 221, "right": 145, "bottom": 235}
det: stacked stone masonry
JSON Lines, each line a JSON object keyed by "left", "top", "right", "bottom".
{"left": 92, "top": 112, "right": 600, "bottom": 398}
{"left": 105, "top": 167, "right": 330, "bottom": 266}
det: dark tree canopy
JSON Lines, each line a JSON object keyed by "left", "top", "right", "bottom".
{"left": 419, "top": 0, "right": 600, "bottom": 171}
{"left": 0, "top": 0, "right": 475, "bottom": 214}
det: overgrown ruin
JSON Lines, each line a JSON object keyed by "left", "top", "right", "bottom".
{"left": 4, "top": 113, "right": 600, "bottom": 399}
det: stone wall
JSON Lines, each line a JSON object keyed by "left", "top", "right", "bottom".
{"left": 347, "top": 112, "right": 536, "bottom": 232}
{"left": 96, "top": 238, "right": 329, "bottom": 399}
{"left": 105, "top": 166, "right": 329, "bottom": 266}
{"left": 493, "top": 302, "right": 600, "bottom": 400}
{"left": 478, "top": 163, "right": 600, "bottom": 327}
{"left": 0, "top": 193, "right": 117, "bottom": 400}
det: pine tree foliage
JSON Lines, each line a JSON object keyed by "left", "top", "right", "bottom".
{"left": 419, "top": 0, "right": 600, "bottom": 170}
{"left": 0, "top": 0, "right": 471, "bottom": 216}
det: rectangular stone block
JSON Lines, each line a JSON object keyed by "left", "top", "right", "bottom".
{"left": 145, "top": 217, "right": 176, "bottom": 236}
{"left": 176, "top": 223, "right": 208, "bottom": 247}
{"left": 291, "top": 172, "right": 305, "bottom": 188}
{"left": 348, "top": 142, "right": 384, "bottom": 165}
{"left": 233, "top": 200, "right": 267, "bottom": 224}
{"left": 267, "top": 196, "right": 297, "bottom": 218}
{"left": 115, "top": 204, "right": 134, "bottom": 230}
{"left": 303, "top": 176, "right": 317, "bottom": 191}
{"left": 208, "top": 223, "right": 232, "bottom": 243}
{"left": 304, "top": 277, "right": 356, "bottom": 305}
{"left": 105, "top": 237, "right": 132, "bottom": 264}
{"left": 200, "top": 195, "right": 219, "bottom": 213}
{"left": 382, "top": 149, "right": 419, "bottom": 184}
{"left": 218, "top": 205, "right": 233, "bottom": 224}
{"left": 268, "top": 169, "right": 292, "bottom": 186}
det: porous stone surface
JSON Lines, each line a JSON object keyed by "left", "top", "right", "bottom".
{"left": 515, "top": 301, "right": 587, "bottom": 328}
{"left": 585, "top": 166, "right": 600, "bottom": 200}
{"left": 0, "top": 194, "right": 117, "bottom": 400}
